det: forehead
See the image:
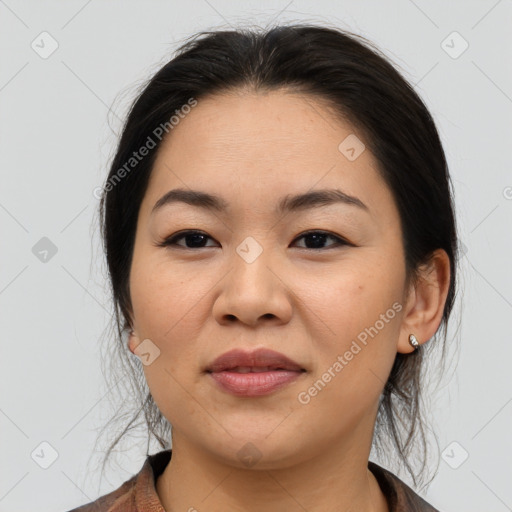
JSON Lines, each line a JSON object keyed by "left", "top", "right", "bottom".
{"left": 154, "top": 89, "right": 362, "bottom": 170}
{"left": 141, "top": 90, "right": 395, "bottom": 223}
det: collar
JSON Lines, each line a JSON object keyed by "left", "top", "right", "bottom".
{"left": 100, "top": 449, "right": 439, "bottom": 512}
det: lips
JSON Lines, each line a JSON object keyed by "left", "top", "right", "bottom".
{"left": 205, "top": 348, "right": 305, "bottom": 374}
{"left": 205, "top": 348, "right": 306, "bottom": 397}
{"left": 209, "top": 369, "right": 304, "bottom": 397}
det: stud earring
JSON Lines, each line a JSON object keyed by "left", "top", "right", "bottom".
{"left": 409, "top": 334, "right": 420, "bottom": 351}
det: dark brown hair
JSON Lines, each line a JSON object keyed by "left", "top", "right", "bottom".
{"left": 95, "top": 22, "right": 460, "bottom": 491}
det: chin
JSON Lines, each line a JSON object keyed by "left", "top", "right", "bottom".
{"left": 204, "top": 433, "right": 310, "bottom": 471}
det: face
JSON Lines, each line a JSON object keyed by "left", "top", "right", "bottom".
{"left": 128, "top": 89, "right": 411, "bottom": 469}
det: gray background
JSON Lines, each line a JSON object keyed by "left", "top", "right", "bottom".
{"left": 1, "top": 1, "right": 511, "bottom": 511}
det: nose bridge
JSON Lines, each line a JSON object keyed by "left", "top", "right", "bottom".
{"left": 231, "top": 234, "right": 276, "bottom": 297}
{"left": 213, "top": 234, "right": 292, "bottom": 326}
{"left": 232, "top": 237, "right": 272, "bottom": 292}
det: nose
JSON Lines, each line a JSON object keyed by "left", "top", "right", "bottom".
{"left": 212, "top": 244, "right": 293, "bottom": 328}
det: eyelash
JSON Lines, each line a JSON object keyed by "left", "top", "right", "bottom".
{"left": 157, "top": 230, "right": 350, "bottom": 251}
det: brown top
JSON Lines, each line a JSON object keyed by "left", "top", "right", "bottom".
{"left": 65, "top": 449, "right": 441, "bottom": 512}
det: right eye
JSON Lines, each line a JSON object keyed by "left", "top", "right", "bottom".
{"left": 157, "top": 230, "right": 219, "bottom": 249}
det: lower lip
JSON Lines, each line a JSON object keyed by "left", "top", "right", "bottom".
{"left": 208, "top": 370, "right": 304, "bottom": 397}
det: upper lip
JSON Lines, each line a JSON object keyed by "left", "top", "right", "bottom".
{"left": 205, "top": 348, "right": 305, "bottom": 373}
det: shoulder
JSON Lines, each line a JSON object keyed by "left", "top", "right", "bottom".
{"left": 64, "top": 450, "right": 172, "bottom": 512}
{"left": 64, "top": 475, "right": 137, "bottom": 512}
{"left": 368, "top": 461, "right": 442, "bottom": 512}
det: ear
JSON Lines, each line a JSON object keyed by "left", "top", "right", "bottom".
{"left": 128, "top": 329, "right": 140, "bottom": 354}
{"left": 398, "top": 248, "right": 451, "bottom": 354}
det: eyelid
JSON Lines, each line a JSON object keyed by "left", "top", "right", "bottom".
{"left": 156, "top": 230, "right": 218, "bottom": 249}
{"left": 157, "top": 229, "right": 351, "bottom": 250}
{"left": 292, "top": 230, "right": 350, "bottom": 248}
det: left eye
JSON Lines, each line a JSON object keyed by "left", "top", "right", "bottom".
{"left": 293, "top": 231, "right": 348, "bottom": 250}
{"left": 159, "top": 230, "right": 349, "bottom": 251}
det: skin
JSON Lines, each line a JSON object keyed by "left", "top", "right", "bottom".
{"left": 127, "top": 89, "right": 451, "bottom": 512}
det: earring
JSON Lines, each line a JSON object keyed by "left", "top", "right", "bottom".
{"left": 409, "top": 334, "right": 420, "bottom": 351}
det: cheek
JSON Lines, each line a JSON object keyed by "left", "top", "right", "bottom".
{"left": 129, "top": 259, "right": 210, "bottom": 397}
{"left": 131, "top": 265, "right": 204, "bottom": 422}
{"left": 130, "top": 257, "right": 206, "bottom": 337}
{"left": 309, "top": 265, "right": 386, "bottom": 341}
{"left": 310, "top": 265, "right": 402, "bottom": 386}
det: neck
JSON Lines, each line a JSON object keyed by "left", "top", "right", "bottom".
{"left": 155, "top": 425, "right": 389, "bottom": 512}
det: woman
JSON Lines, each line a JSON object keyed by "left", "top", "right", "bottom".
{"left": 68, "top": 23, "right": 457, "bottom": 512}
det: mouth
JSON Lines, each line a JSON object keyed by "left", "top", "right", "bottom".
{"left": 215, "top": 366, "right": 305, "bottom": 373}
{"left": 205, "top": 348, "right": 306, "bottom": 397}
{"left": 205, "top": 347, "right": 306, "bottom": 374}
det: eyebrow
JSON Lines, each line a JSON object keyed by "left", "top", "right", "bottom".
{"left": 151, "top": 187, "right": 369, "bottom": 216}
